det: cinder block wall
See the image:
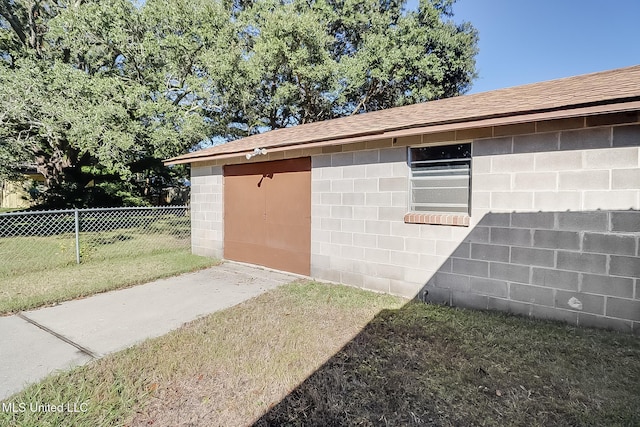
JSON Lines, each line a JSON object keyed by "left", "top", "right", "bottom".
{"left": 310, "top": 123, "right": 640, "bottom": 332}
{"left": 310, "top": 143, "right": 476, "bottom": 297}
{"left": 423, "top": 211, "right": 639, "bottom": 333}
{"left": 190, "top": 163, "right": 224, "bottom": 258}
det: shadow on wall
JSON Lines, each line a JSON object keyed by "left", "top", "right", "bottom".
{"left": 419, "top": 209, "right": 639, "bottom": 334}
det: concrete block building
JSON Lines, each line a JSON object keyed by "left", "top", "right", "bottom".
{"left": 167, "top": 66, "right": 640, "bottom": 333}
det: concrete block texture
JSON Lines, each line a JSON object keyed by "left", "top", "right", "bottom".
{"left": 612, "top": 124, "right": 640, "bottom": 147}
{"left": 583, "top": 232, "right": 637, "bottom": 256}
{"left": 556, "top": 251, "right": 607, "bottom": 274}
{"left": 605, "top": 297, "right": 640, "bottom": 321}
{"left": 554, "top": 291, "right": 604, "bottom": 315}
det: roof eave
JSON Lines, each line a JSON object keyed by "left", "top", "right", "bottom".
{"left": 165, "top": 99, "right": 640, "bottom": 166}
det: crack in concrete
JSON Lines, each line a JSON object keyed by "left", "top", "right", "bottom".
{"left": 16, "top": 312, "right": 99, "bottom": 360}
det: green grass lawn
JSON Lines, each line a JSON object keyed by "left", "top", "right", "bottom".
{"left": 0, "top": 250, "right": 217, "bottom": 314}
{"left": 2, "top": 282, "right": 638, "bottom": 426}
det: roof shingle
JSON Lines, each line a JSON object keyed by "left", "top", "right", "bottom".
{"left": 167, "top": 65, "right": 640, "bottom": 164}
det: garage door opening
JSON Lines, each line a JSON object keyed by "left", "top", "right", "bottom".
{"left": 223, "top": 157, "right": 311, "bottom": 275}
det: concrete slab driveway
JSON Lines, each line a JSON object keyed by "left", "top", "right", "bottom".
{"left": 0, "top": 262, "right": 297, "bottom": 401}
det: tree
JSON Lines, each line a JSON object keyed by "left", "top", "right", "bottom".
{"left": 0, "top": 0, "right": 478, "bottom": 207}
{"left": 0, "top": 0, "right": 229, "bottom": 206}
{"left": 224, "top": 0, "right": 478, "bottom": 132}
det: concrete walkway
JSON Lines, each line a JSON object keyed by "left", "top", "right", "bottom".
{"left": 0, "top": 262, "right": 297, "bottom": 401}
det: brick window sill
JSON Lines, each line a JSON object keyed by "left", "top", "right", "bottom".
{"left": 404, "top": 212, "right": 470, "bottom": 227}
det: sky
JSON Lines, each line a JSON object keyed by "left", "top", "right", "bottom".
{"left": 407, "top": 0, "right": 640, "bottom": 94}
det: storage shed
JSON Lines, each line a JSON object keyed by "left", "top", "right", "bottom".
{"left": 167, "top": 66, "right": 640, "bottom": 333}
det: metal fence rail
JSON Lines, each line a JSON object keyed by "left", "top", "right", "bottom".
{"left": 0, "top": 206, "right": 190, "bottom": 277}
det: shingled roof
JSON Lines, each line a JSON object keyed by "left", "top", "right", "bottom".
{"left": 167, "top": 65, "right": 640, "bottom": 165}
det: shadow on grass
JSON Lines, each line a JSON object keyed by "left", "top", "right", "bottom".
{"left": 253, "top": 301, "right": 640, "bottom": 427}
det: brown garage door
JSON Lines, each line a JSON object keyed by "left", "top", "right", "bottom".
{"left": 223, "top": 157, "right": 311, "bottom": 275}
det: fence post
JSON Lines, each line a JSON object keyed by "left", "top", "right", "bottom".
{"left": 74, "top": 209, "right": 81, "bottom": 264}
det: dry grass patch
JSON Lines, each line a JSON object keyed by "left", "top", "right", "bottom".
{"left": 0, "top": 251, "right": 217, "bottom": 314}
{"left": 2, "top": 282, "right": 638, "bottom": 427}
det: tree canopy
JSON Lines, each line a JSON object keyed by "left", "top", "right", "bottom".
{"left": 0, "top": 0, "right": 477, "bottom": 207}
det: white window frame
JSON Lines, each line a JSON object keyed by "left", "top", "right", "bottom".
{"left": 408, "top": 142, "right": 472, "bottom": 215}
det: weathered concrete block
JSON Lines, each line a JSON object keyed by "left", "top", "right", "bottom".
{"left": 554, "top": 290, "right": 604, "bottom": 315}
{"left": 558, "top": 170, "right": 610, "bottom": 191}
{"left": 470, "top": 243, "right": 510, "bottom": 262}
{"left": 557, "top": 211, "right": 609, "bottom": 232}
{"left": 490, "top": 262, "right": 531, "bottom": 283}
{"left": 473, "top": 173, "right": 511, "bottom": 191}
{"left": 534, "top": 151, "right": 582, "bottom": 171}
{"left": 473, "top": 137, "right": 513, "bottom": 156}
{"left": 610, "top": 211, "right": 640, "bottom": 233}
{"left": 452, "top": 258, "right": 489, "bottom": 278}
{"left": 433, "top": 272, "right": 470, "bottom": 291}
{"left": 489, "top": 298, "right": 531, "bottom": 317}
{"left": 353, "top": 206, "right": 378, "bottom": 220}
{"left": 390, "top": 251, "right": 420, "bottom": 268}
{"left": 583, "top": 190, "right": 638, "bottom": 211}
{"left": 560, "top": 127, "right": 611, "bottom": 150}
{"left": 354, "top": 178, "right": 378, "bottom": 193}
{"left": 556, "top": 251, "right": 607, "bottom": 274}
{"left": 530, "top": 305, "right": 578, "bottom": 325}
{"left": 378, "top": 235, "right": 405, "bottom": 251}
{"left": 510, "top": 284, "right": 554, "bottom": 306}
{"left": 379, "top": 147, "right": 407, "bottom": 163}
{"left": 331, "top": 152, "right": 354, "bottom": 167}
{"left": 492, "top": 153, "right": 535, "bottom": 172}
{"left": 365, "top": 220, "right": 390, "bottom": 235}
{"left": 330, "top": 231, "right": 352, "bottom": 245}
{"left": 313, "top": 154, "right": 332, "bottom": 167}
{"left": 450, "top": 242, "right": 470, "bottom": 258}
{"left": 353, "top": 149, "right": 379, "bottom": 165}
{"left": 379, "top": 177, "right": 407, "bottom": 191}
{"left": 612, "top": 168, "right": 640, "bottom": 190}
{"left": 533, "top": 229, "right": 580, "bottom": 250}
{"left": 464, "top": 226, "right": 490, "bottom": 243}
{"left": 331, "top": 206, "right": 353, "bottom": 219}
{"left": 510, "top": 247, "right": 555, "bottom": 267}
{"left": 490, "top": 192, "right": 534, "bottom": 211}
{"left": 610, "top": 255, "right": 640, "bottom": 277}
{"left": 513, "top": 172, "right": 557, "bottom": 191}
{"left": 451, "top": 291, "right": 489, "bottom": 310}
{"left": 511, "top": 212, "right": 555, "bottom": 229}
{"left": 342, "top": 165, "right": 367, "bottom": 179}
{"left": 513, "top": 132, "right": 559, "bottom": 153}
{"left": 365, "top": 191, "right": 392, "bottom": 207}
{"left": 578, "top": 313, "right": 633, "bottom": 333}
{"left": 363, "top": 276, "right": 391, "bottom": 294}
{"left": 476, "top": 212, "right": 511, "bottom": 227}
{"left": 378, "top": 207, "right": 406, "bottom": 221}
{"left": 532, "top": 267, "right": 579, "bottom": 290}
{"left": 581, "top": 273, "right": 633, "bottom": 298}
{"left": 490, "top": 227, "right": 532, "bottom": 247}
{"left": 376, "top": 263, "right": 405, "bottom": 281}
{"left": 469, "top": 277, "right": 508, "bottom": 297}
{"left": 612, "top": 124, "right": 640, "bottom": 147}
{"left": 364, "top": 247, "right": 390, "bottom": 264}
{"left": 583, "top": 232, "right": 637, "bottom": 256}
{"left": 405, "top": 237, "right": 436, "bottom": 254}
{"left": 583, "top": 147, "right": 638, "bottom": 169}
{"left": 534, "top": 192, "right": 583, "bottom": 212}
{"left": 342, "top": 192, "right": 365, "bottom": 206}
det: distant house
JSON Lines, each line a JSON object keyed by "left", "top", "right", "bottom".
{"left": 0, "top": 167, "right": 44, "bottom": 209}
{"left": 167, "top": 66, "right": 640, "bottom": 334}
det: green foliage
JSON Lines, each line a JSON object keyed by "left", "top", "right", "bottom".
{"left": 0, "top": 0, "right": 478, "bottom": 207}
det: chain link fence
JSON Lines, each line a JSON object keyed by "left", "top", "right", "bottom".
{"left": 0, "top": 206, "right": 190, "bottom": 277}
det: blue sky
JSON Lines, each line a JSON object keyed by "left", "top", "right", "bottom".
{"left": 406, "top": 0, "right": 640, "bottom": 94}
